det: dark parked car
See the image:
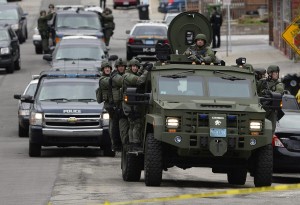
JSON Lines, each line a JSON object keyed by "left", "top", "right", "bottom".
{"left": 13, "top": 76, "right": 38, "bottom": 137}
{"left": 0, "top": 3, "right": 27, "bottom": 43}
{"left": 126, "top": 22, "right": 168, "bottom": 60}
{"left": 273, "top": 110, "right": 300, "bottom": 172}
{"left": 113, "top": 0, "right": 139, "bottom": 9}
{"left": 0, "top": 24, "right": 20, "bottom": 73}
{"left": 43, "top": 36, "right": 109, "bottom": 71}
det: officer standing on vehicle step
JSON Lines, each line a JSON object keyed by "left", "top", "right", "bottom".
{"left": 257, "top": 65, "right": 284, "bottom": 132}
{"left": 210, "top": 6, "right": 223, "bottom": 48}
{"left": 122, "top": 59, "right": 152, "bottom": 152}
{"left": 110, "top": 58, "right": 129, "bottom": 148}
{"left": 38, "top": 10, "right": 55, "bottom": 54}
{"left": 184, "top": 33, "right": 216, "bottom": 64}
{"left": 97, "top": 60, "right": 120, "bottom": 151}
{"left": 102, "top": 8, "right": 115, "bottom": 47}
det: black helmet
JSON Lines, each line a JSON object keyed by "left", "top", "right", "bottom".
{"left": 128, "top": 58, "right": 140, "bottom": 67}
{"left": 267, "top": 65, "right": 280, "bottom": 74}
{"left": 100, "top": 60, "right": 112, "bottom": 71}
{"left": 115, "top": 58, "right": 127, "bottom": 68}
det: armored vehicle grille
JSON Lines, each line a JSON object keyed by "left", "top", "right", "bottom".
{"left": 44, "top": 113, "right": 101, "bottom": 128}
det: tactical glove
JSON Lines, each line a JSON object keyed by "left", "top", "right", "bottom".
{"left": 143, "top": 62, "right": 153, "bottom": 71}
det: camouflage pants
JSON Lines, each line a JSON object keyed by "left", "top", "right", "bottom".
{"left": 119, "top": 117, "right": 129, "bottom": 144}
{"left": 128, "top": 117, "right": 143, "bottom": 144}
{"left": 109, "top": 112, "right": 122, "bottom": 147}
{"left": 104, "top": 29, "right": 113, "bottom": 46}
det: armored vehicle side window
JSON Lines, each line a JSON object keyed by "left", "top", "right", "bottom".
{"left": 37, "top": 81, "right": 98, "bottom": 101}
{"left": 158, "top": 76, "right": 204, "bottom": 96}
{"left": 208, "top": 77, "right": 252, "bottom": 98}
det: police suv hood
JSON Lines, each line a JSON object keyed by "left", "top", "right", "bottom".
{"left": 0, "top": 19, "right": 18, "bottom": 26}
{"left": 52, "top": 60, "right": 101, "bottom": 72}
{"left": 154, "top": 100, "right": 265, "bottom": 113}
{"left": 56, "top": 28, "right": 104, "bottom": 38}
{"left": 0, "top": 41, "right": 10, "bottom": 47}
{"left": 35, "top": 101, "right": 104, "bottom": 113}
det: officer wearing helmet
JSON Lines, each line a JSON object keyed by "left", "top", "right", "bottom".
{"left": 122, "top": 58, "right": 153, "bottom": 152}
{"left": 184, "top": 33, "right": 216, "bottom": 64}
{"left": 257, "top": 65, "right": 284, "bottom": 133}
{"left": 106, "top": 58, "right": 128, "bottom": 150}
{"left": 96, "top": 60, "right": 120, "bottom": 152}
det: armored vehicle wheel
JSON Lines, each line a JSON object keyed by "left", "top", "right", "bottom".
{"left": 227, "top": 168, "right": 247, "bottom": 185}
{"left": 253, "top": 144, "right": 273, "bottom": 187}
{"left": 29, "top": 142, "right": 41, "bottom": 157}
{"left": 18, "top": 124, "right": 28, "bottom": 137}
{"left": 121, "top": 145, "right": 142, "bottom": 181}
{"left": 144, "top": 133, "right": 162, "bottom": 186}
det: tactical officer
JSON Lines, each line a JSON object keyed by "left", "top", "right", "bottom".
{"left": 110, "top": 58, "right": 129, "bottom": 148}
{"left": 210, "top": 7, "right": 223, "bottom": 48}
{"left": 47, "top": 4, "right": 56, "bottom": 46}
{"left": 102, "top": 8, "right": 115, "bottom": 47}
{"left": 184, "top": 33, "right": 216, "bottom": 64}
{"left": 97, "top": 60, "right": 121, "bottom": 150}
{"left": 38, "top": 10, "right": 55, "bottom": 54}
{"left": 122, "top": 59, "right": 152, "bottom": 152}
{"left": 257, "top": 65, "right": 284, "bottom": 132}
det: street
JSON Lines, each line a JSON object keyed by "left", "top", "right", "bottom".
{"left": 0, "top": 0, "right": 300, "bottom": 205}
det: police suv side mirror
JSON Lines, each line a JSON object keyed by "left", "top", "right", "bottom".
{"left": 125, "top": 30, "right": 130, "bottom": 34}
{"left": 19, "top": 95, "right": 35, "bottom": 103}
{"left": 13, "top": 94, "right": 21, "bottom": 100}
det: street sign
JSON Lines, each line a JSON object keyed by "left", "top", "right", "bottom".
{"left": 282, "top": 15, "right": 300, "bottom": 56}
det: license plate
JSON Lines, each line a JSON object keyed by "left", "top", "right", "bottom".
{"left": 123, "top": 1, "right": 129, "bottom": 5}
{"left": 145, "top": 40, "right": 154, "bottom": 45}
{"left": 210, "top": 128, "right": 226, "bottom": 138}
{"left": 143, "top": 48, "right": 155, "bottom": 52}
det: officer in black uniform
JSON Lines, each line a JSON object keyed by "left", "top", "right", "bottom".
{"left": 210, "top": 7, "right": 223, "bottom": 48}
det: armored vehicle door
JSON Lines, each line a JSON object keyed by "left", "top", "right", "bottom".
{"left": 167, "top": 12, "right": 212, "bottom": 54}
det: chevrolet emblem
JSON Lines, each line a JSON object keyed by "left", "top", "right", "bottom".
{"left": 68, "top": 117, "right": 77, "bottom": 123}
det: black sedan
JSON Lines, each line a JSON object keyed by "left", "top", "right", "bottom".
{"left": 0, "top": 24, "right": 20, "bottom": 73}
{"left": 0, "top": 3, "right": 27, "bottom": 43}
{"left": 273, "top": 109, "right": 300, "bottom": 172}
{"left": 126, "top": 22, "right": 168, "bottom": 60}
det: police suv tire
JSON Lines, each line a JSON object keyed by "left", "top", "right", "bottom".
{"left": 6, "top": 62, "right": 14, "bottom": 74}
{"left": 18, "top": 124, "right": 28, "bottom": 137}
{"left": 144, "top": 133, "right": 163, "bottom": 186}
{"left": 227, "top": 168, "right": 247, "bottom": 185}
{"left": 15, "top": 58, "right": 21, "bottom": 70}
{"left": 121, "top": 146, "right": 142, "bottom": 181}
{"left": 103, "top": 148, "right": 116, "bottom": 157}
{"left": 29, "top": 142, "right": 41, "bottom": 157}
{"left": 253, "top": 144, "right": 273, "bottom": 187}
{"left": 35, "top": 46, "right": 43, "bottom": 54}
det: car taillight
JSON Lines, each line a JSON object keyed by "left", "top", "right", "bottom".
{"left": 128, "top": 38, "right": 135, "bottom": 44}
{"left": 164, "top": 39, "right": 169, "bottom": 44}
{"left": 272, "top": 135, "right": 284, "bottom": 147}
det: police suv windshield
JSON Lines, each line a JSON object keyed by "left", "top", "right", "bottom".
{"left": 0, "top": 9, "right": 18, "bottom": 20}
{"left": 158, "top": 76, "right": 252, "bottom": 98}
{"left": 0, "top": 30, "right": 9, "bottom": 41}
{"left": 56, "top": 14, "right": 101, "bottom": 30}
{"left": 37, "top": 79, "right": 98, "bottom": 101}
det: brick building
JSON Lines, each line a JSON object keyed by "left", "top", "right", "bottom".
{"left": 269, "top": 0, "right": 300, "bottom": 59}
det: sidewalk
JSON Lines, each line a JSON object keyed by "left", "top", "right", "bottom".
{"left": 148, "top": 2, "right": 300, "bottom": 77}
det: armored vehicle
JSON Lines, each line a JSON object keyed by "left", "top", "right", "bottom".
{"left": 121, "top": 12, "right": 281, "bottom": 187}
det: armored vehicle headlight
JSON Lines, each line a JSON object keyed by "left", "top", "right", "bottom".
{"left": 166, "top": 117, "right": 179, "bottom": 129}
{"left": 30, "top": 112, "right": 43, "bottom": 126}
{"left": 0, "top": 47, "right": 10, "bottom": 55}
{"left": 250, "top": 121, "right": 262, "bottom": 131}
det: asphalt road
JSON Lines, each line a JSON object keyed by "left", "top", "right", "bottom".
{"left": 1, "top": 0, "right": 300, "bottom": 205}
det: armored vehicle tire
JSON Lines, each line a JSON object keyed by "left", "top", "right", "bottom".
{"left": 121, "top": 145, "right": 142, "bottom": 182}
{"left": 35, "top": 46, "right": 43, "bottom": 54}
{"left": 253, "top": 144, "right": 273, "bottom": 187}
{"left": 29, "top": 142, "right": 41, "bottom": 157}
{"left": 18, "top": 124, "right": 28, "bottom": 137}
{"left": 227, "top": 168, "right": 247, "bottom": 185}
{"left": 144, "top": 133, "right": 163, "bottom": 186}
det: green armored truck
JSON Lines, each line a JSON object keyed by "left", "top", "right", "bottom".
{"left": 121, "top": 12, "right": 280, "bottom": 187}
